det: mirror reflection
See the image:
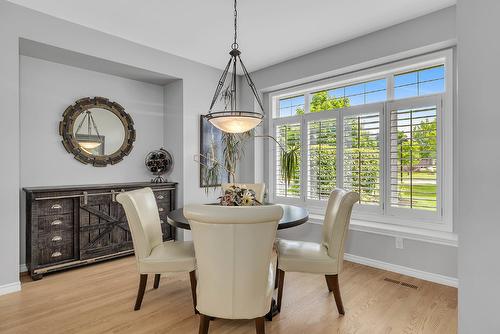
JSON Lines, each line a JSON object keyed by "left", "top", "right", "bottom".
{"left": 73, "top": 108, "right": 125, "bottom": 156}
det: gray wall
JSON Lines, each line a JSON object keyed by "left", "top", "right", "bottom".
{"left": 0, "top": 0, "right": 224, "bottom": 289}
{"left": 19, "top": 55, "right": 165, "bottom": 266}
{"left": 457, "top": 0, "right": 500, "bottom": 332}
{"left": 243, "top": 6, "right": 458, "bottom": 279}
{"left": 20, "top": 56, "right": 164, "bottom": 187}
{"left": 250, "top": 6, "right": 457, "bottom": 92}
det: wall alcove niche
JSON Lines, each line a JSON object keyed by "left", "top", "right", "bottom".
{"left": 18, "top": 38, "right": 183, "bottom": 268}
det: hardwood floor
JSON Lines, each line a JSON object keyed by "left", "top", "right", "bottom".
{"left": 0, "top": 256, "right": 457, "bottom": 334}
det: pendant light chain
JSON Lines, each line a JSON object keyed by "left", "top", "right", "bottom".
{"left": 232, "top": 0, "right": 238, "bottom": 49}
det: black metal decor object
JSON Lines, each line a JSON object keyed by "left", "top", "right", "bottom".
{"left": 205, "top": 0, "right": 264, "bottom": 132}
{"left": 145, "top": 148, "right": 173, "bottom": 183}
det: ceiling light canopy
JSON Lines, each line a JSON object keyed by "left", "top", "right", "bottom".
{"left": 206, "top": 0, "right": 264, "bottom": 134}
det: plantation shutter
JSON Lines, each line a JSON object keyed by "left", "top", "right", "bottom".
{"left": 343, "top": 112, "right": 381, "bottom": 205}
{"left": 307, "top": 119, "right": 337, "bottom": 200}
{"left": 389, "top": 104, "right": 438, "bottom": 211}
{"left": 275, "top": 123, "right": 301, "bottom": 198}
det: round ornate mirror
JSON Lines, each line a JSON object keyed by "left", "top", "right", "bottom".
{"left": 59, "top": 97, "right": 136, "bottom": 166}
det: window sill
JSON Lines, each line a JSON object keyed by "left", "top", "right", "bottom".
{"left": 308, "top": 214, "right": 458, "bottom": 247}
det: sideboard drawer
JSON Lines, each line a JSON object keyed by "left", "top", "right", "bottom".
{"left": 36, "top": 198, "right": 74, "bottom": 216}
{"left": 38, "top": 213, "right": 73, "bottom": 233}
{"left": 38, "top": 229, "right": 74, "bottom": 247}
{"left": 157, "top": 204, "right": 169, "bottom": 215}
{"left": 154, "top": 190, "right": 171, "bottom": 203}
{"left": 38, "top": 243, "right": 75, "bottom": 265}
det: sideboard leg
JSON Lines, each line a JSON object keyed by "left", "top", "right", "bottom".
{"left": 31, "top": 273, "right": 43, "bottom": 281}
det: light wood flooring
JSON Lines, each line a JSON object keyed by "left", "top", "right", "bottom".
{"left": 0, "top": 256, "right": 457, "bottom": 334}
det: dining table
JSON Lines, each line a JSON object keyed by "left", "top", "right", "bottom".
{"left": 167, "top": 203, "right": 309, "bottom": 231}
{"left": 166, "top": 203, "right": 309, "bottom": 320}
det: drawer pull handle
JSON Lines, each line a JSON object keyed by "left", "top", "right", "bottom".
{"left": 51, "top": 251, "right": 62, "bottom": 258}
{"left": 158, "top": 208, "right": 164, "bottom": 212}
{"left": 51, "top": 220, "right": 63, "bottom": 226}
{"left": 51, "top": 204, "right": 63, "bottom": 210}
{"left": 51, "top": 236, "right": 62, "bottom": 242}
{"left": 157, "top": 195, "right": 164, "bottom": 200}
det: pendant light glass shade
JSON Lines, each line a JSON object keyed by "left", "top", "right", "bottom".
{"left": 207, "top": 111, "right": 263, "bottom": 133}
{"left": 78, "top": 141, "right": 102, "bottom": 150}
{"left": 206, "top": 0, "right": 264, "bottom": 134}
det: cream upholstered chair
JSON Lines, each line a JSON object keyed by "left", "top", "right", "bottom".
{"left": 276, "top": 189, "right": 359, "bottom": 315}
{"left": 116, "top": 188, "right": 196, "bottom": 311}
{"left": 221, "top": 183, "right": 266, "bottom": 203}
{"left": 184, "top": 204, "right": 283, "bottom": 334}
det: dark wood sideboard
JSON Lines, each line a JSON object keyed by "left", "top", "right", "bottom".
{"left": 23, "top": 182, "right": 177, "bottom": 280}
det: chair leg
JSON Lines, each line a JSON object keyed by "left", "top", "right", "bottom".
{"left": 189, "top": 270, "right": 198, "bottom": 314}
{"left": 153, "top": 274, "right": 161, "bottom": 289}
{"left": 325, "top": 274, "right": 333, "bottom": 292}
{"left": 255, "top": 316, "right": 265, "bottom": 334}
{"left": 325, "top": 274, "right": 345, "bottom": 315}
{"left": 198, "top": 314, "right": 210, "bottom": 334}
{"left": 277, "top": 269, "right": 285, "bottom": 312}
{"left": 134, "top": 274, "right": 148, "bottom": 311}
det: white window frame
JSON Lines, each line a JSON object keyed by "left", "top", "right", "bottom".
{"left": 267, "top": 50, "right": 453, "bottom": 232}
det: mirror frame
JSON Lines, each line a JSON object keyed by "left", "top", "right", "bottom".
{"left": 59, "top": 96, "right": 136, "bottom": 167}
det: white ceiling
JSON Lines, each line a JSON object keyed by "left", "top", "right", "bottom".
{"left": 7, "top": 0, "right": 456, "bottom": 72}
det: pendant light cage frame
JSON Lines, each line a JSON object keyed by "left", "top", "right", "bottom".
{"left": 206, "top": 0, "right": 265, "bottom": 132}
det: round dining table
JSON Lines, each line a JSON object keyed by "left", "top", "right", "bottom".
{"left": 166, "top": 203, "right": 309, "bottom": 231}
{"left": 166, "top": 203, "right": 309, "bottom": 321}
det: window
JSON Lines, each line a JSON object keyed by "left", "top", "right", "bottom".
{"left": 388, "top": 97, "right": 439, "bottom": 214}
{"left": 310, "top": 78, "right": 387, "bottom": 112}
{"left": 278, "top": 95, "right": 305, "bottom": 117}
{"left": 394, "top": 65, "right": 444, "bottom": 99}
{"left": 307, "top": 118, "right": 337, "bottom": 200}
{"left": 275, "top": 123, "right": 301, "bottom": 198}
{"left": 343, "top": 111, "right": 381, "bottom": 206}
{"left": 270, "top": 51, "right": 452, "bottom": 231}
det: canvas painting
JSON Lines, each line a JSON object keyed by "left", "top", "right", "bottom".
{"left": 199, "top": 115, "right": 229, "bottom": 187}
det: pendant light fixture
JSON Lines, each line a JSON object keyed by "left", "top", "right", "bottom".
{"left": 75, "top": 110, "right": 103, "bottom": 150}
{"left": 206, "top": 0, "right": 264, "bottom": 134}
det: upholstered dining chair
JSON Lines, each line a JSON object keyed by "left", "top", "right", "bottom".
{"left": 184, "top": 204, "right": 283, "bottom": 334}
{"left": 221, "top": 183, "right": 266, "bottom": 203}
{"left": 116, "top": 188, "right": 197, "bottom": 312}
{"left": 276, "top": 188, "right": 359, "bottom": 315}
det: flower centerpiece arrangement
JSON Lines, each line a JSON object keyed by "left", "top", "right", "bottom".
{"left": 219, "top": 185, "right": 262, "bottom": 206}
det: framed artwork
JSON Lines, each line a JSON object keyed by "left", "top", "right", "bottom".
{"left": 199, "top": 115, "right": 229, "bottom": 187}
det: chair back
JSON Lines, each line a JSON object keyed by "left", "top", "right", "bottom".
{"left": 184, "top": 204, "right": 283, "bottom": 319}
{"left": 221, "top": 183, "right": 266, "bottom": 203}
{"left": 321, "top": 189, "right": 360, "bottom": 273}
{"left": 116, "top": 188, "right": 163, "bottom": 261}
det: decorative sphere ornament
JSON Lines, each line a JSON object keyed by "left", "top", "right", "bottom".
{"left": 145, "top": 148, "right": 173, "bottom": 183}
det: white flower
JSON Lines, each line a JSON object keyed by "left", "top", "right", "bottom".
{"left": 241, "top": 190, "right": 254, "bottom": 206}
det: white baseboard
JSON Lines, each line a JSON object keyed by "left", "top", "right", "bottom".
{"left": 19, "top": 264, "right": 27, "bottom": 273}
{"left": 344, "top": 253, "right": 458, "bottom": 288}
{"left": 0, "top": 281, "right": 21, "bottom": 296}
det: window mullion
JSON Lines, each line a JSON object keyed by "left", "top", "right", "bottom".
{"left": 383, "top": 102, "right": 390, "bottom": 213}
{"left": 337, "top": 111, "right": 344, "bottom": 190}
{"left": 300, "top": 116, "right": 307, "bottom": 202}
{"left": 387, "top": 74, "right": 395, "bottom": 101}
